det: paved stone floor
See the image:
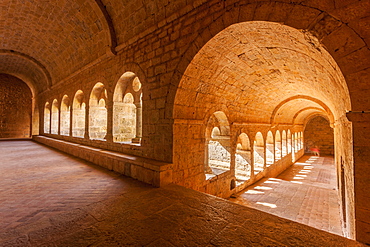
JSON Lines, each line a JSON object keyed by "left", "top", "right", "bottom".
{"left": 230, "top": 155, "right": 343, "bottom": 236}
{"left": 0, "top": 141, "right": 364, "bottom": 246}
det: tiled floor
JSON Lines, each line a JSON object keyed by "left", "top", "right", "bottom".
{"left": 0, "top": 141, "right": 363, "bottom": 246}
{"left": 229, "top": 155, "right": 343, "bottom": 236}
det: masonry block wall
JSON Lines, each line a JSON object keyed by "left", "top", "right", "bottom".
{"left": 2, "top": 0, "right": 370, "bottom": 243}
{"left": 304, "top": 116, "right": 334, "bottom": 155}
{"left": 0, "top": 74, "right": 32, "bottom": 138}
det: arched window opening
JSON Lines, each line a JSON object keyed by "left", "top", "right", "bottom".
{"left": 287, "top": 130, "right": 292, "bottom": 154}
{"left": 292, "top": 133, "right": 297, "bottom": 162}
{"left": 253, "top": 132, "right": 265, "bottom": 175}
{"left": 266, "top": 131, "right": 274, "bottom": 166}
{"left": 51, "top": 99, "right": 59, "bottom": 134}
{"left": 297, "top": 132, "right": 301, "bottom": 150}
{"left": 275, "top": 131, "right": 282, "bottom": 161}
{"left": 89, "top": 83, "right": 107, "bottom": 140}
{"left": 235, "top": 133, "right": 252, "bottom": 184}
{"left": 113, "top": 72, "right": 142, "bottom": 143}
{"left": 294, "top": 133, "right": 299, "bottom": 151}
{"left": 300, "top": 132, "right": 304, "bottom": 150}
{"left": 44, "top": 102, "right": 50, "bottom": 134}
{"left": 72, "top": 90, "right": 85, "bottom": 138}
{"left": 60, "top": 95, "right": 70, "bottom": 136}
{"left": 282, "top": 130, "right": 287, "bottom": 157}
{"left": 205, "top": 111, "right": 231, "bottom": 179}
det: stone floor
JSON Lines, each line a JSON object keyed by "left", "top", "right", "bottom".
{"left": 0, "top": 141, "right": 364, "bottom": 246}
{"left": 229, "top": 155, "right": 343, "bottom": 236}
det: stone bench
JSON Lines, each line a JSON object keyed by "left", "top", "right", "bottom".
{"left": 33, "top": 136, "right": 173, "bottom": 187}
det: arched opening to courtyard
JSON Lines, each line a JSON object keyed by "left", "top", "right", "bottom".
{"left": 254, "top": 132, "right": 265, "bottom": 175}
{"left": 266, "top": 131, "right": 274, "bottom": 166}
{"left": 89, "top": 83, "right": 107, "bottom": 140}
{"left": 235, "top": 133, "right": 252, "bottom": 185}
{"left": 51, "top": 99, "right": 59, "bottom": 135}
{"left": 282, "top": 130, "right": 287, "bottom": 157}
{"left": 60, "top": 95, "right": 70, "bottom": 136}
{"left": 72, "top": 90, "right": 85, "bottom": 138}
{"left": 44, "top": 102, "right": 50, "bottom": 134}
{"left": 287, "top": 130, "right": 292, "bottom": 155}
{"left": 113, "top": 72, "right": 142, "bottom": 143}
{"left": 275, "top": 131, "right": 282, "bottom": 161}
{"left": 204, "top": 111, "right": 231, "bottom": 179}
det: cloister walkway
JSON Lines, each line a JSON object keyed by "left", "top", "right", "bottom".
{"left": 0, "top": 141, "right": 360, "bottom": 246}
{"left": 230, "top": 155, "right": 343, "bottom": 236}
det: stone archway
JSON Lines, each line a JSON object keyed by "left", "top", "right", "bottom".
{"left": 173, "top": 20, "right": 353, "bottom": 237}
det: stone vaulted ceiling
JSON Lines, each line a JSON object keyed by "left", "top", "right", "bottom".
{"left": 0, "top": 0, "right": 111, "bottom": 93}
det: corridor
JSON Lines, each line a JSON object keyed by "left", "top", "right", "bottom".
{"left": 0, "top": 141, "right": 360, "bottom": 246}
{"left": 229, "top": 155, "right": 343, "bottom": 236}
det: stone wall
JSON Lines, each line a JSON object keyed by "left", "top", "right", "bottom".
{"left": 304, "top": 116, "right": 334, "bottom": 155}
{"left": 0, "top": 74, "right": 32, "bottom": 138}
{"left": 10, "top": 0, "right": 369, "bottom": 242}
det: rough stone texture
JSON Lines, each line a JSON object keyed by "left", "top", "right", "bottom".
{"left": 0, "top": 74, "right": 32, "bottom": 138}
{"left": 0, "top": 141, "right": 365, "bottom": 247}
{"left": 1, "top": 0, "right": 370, "bottom": 244}
{"left": 304, "top": 116, "right": 334, "bottom": 155}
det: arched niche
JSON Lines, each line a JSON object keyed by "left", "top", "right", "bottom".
{"left": 205, "top": 111, "right": 231, "bottom": 179}
{"left": 113, "top": 72, "right": 142, "bottom": 143}
{"left": 89, "top": 82, "right": 107, "bottom": 140}
{"left": 60, "top": 95, "right": 70, "bottom": 136}
{"left": 72, "top": 90, "right": 85, "bottom": 138}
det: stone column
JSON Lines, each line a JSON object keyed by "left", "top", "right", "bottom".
{"left": 104, "top": 97, "right": 113, "bottom": 142}
{"left": 132, "top": 101, "right": 142, "bottom": 143}
{"left": 84, "top": 104, "right": 89, "bottom": 139}
{"left": 69, "top": 106, "right": 73, "bottom": 136}
{"left": 57, "top": 103, "right": 61, "bottom": 136}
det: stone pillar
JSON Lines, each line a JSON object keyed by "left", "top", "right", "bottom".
{"left": 250, "top": 143, "right": 255, "bottom": 180}
{"left": 346, "top": 111, "right": 370, "bottom": 244}
{"left": 132, "top": 101, "right": 142, "bottom": 143}
{"left": 57, "top": 103, "right": 61, "bottom": 136}
{"left": 84, "top": 104, "right": 89, "bottom": 139}
{"left": 69, "top": 106, "right": 73, "bottom": 136}
{"left": 104, "top": 98, "right": 113, "bottom": 142}
{"left": 264, "top": 140, "right": 268, "bottom": 169}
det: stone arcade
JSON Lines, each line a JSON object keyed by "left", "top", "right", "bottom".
{"left": 0, "top": 0, "right": 369, "bottom": 245}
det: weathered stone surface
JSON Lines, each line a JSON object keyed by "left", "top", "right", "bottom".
{"left": 2, "top": 0, "right": 370, "bottom": 244}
